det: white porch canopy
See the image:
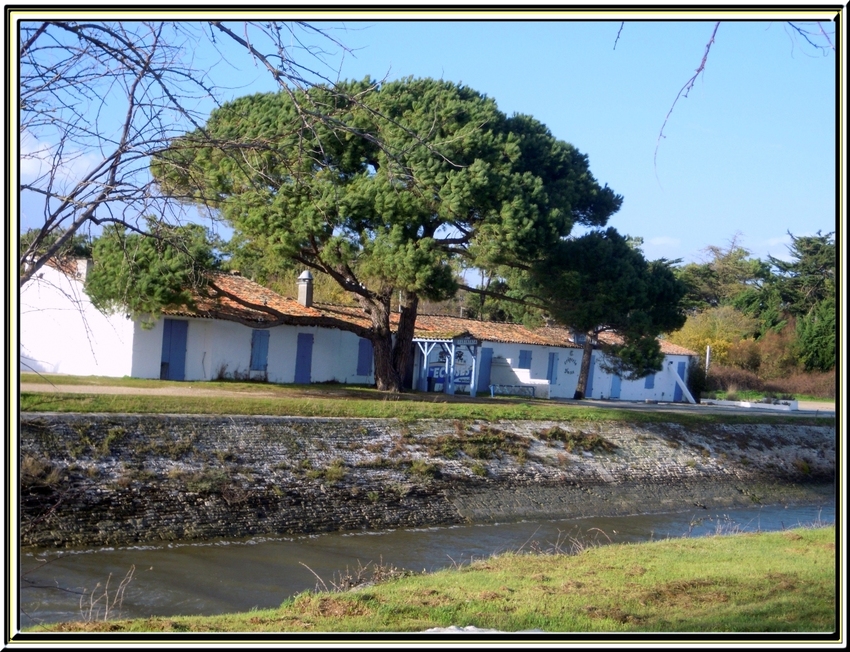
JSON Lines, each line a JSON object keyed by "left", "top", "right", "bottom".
{"left": 413, "top": 334, "right": 480, "bottom": 396}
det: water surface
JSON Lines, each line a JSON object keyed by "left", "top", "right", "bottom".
{"left": 19, "top": 500, "right": 834, "bottom": 627}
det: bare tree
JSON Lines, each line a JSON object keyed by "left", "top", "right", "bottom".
{"left": 17, "top": 20, "right": 354, "bottom": 286}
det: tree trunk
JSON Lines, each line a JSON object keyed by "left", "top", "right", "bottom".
{"left": 391, "top": 292, "right": 419, "bottom": 391}
{"left": 366, "top": 298, "right": 404, "bottom": 392}
{"left": 573, "top": 333, "right": 595, "bottom": 400}
{"left": 362, "top": 291, "right": 421, "bottom": 393}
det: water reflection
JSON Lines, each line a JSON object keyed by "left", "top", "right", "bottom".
{"left": 19, "top": 500, "right": 834, "bottom": 627}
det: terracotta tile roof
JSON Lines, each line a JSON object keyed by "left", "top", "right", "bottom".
{"left": 411, "top": 315, "right": 583, "bottom": 348}
{"left": 162, "top": 272, "right": 324, "bottom": 325}
{"left": 597, "top": 331, "right": 697, "bottom": 356}
{"left": 45, "top": 257, "right": 83, "bottom": 277}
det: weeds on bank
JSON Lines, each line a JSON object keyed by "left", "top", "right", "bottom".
{"left": 79, "top": 566, "right": 136, "bottom": 623}
{"left": 306, "top": 459, "right": 347, "bottom": 483}
{"left": 536, "top": 426, "right": 617, "bottom": 454}
{"left": 422, "top": 424, "right": 530, "bottom": 461}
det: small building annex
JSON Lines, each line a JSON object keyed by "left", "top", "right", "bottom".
{"left": 20, "top": 259, "right": 697, "bottom": 403}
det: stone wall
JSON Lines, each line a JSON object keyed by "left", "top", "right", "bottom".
{"left": 18, "top": 414, "right": 835, "bottom": 549}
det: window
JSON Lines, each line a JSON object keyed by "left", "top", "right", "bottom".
{"left": 250, "top": 330, "right": 270, "bottom": 371}
{"left": 518, "top": 350, "right": 532, "bottom": 369}
{"left": 644, "top": 373, "right": 655, "bottom": 389}
{"left": 356, "top": 338, "right": 373, "bottom": 376}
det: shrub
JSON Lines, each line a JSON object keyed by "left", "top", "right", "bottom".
{"left": 753, "top": 324, "right": 800, "bottom": 379}
{"left": 686, "top": 361, "right": 708, "bottom": 401}
{"left": 706, "top": 365, "right": 765, "bottom": 393}
{"left": 726, "top": 338, "right": 761, "bottom": 373}
{"left": 764, "top": 371, "right": 836, "bottom": 400}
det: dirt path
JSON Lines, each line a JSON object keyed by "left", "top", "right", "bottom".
{"left": 20, "top": 383, "right": 280, "bottom": 398}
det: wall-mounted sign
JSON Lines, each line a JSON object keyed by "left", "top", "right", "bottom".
{"left": 454, "top": 338, "right": 478, "bottom": 347}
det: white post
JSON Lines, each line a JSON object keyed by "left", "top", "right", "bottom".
{"left": 445, "top": 342, "right": 456, "bottom": 395}
{"left": 705, "top": 345, "right": 711, "bottom": 374}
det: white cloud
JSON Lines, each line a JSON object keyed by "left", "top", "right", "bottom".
{"left": 19, "top": 131, "right": 103, "bottom": 191}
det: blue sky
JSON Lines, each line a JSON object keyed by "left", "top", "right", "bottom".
{"left": 19, "top": 16, "right": 838, "bottom": 266}
{"left": 311, "top": 20, "right": 837, "bottom": 264}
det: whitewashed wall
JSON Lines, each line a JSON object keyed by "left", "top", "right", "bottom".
{"left": 583, "top": 351, "right": 693, "bottom": 402}
{"left": 130, "top": 318, "right": 375, "bottom": 385}
{"left": 129, "top": 319, "right": 164, "bottom": 379}
{"left": 480, "top": 342, "right": 585, "bottom": 400}
{"left": 20, "top": 264, "right": 135, "bottom": 377}
{"left": 285, "top": 326, "right": 373, "bottom": 385}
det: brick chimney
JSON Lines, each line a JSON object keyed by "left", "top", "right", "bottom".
{"left": 297, "top": 270, "right": 314, "bottom": 307}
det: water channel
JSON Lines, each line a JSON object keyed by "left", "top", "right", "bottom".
{"left": 19, "top": 499, "right": 835, "bottom": 627}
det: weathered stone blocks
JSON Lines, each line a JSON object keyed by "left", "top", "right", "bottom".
{"left": 18, "top": 414, "right": 834, "bottom": 548}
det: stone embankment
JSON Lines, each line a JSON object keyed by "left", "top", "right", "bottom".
{"left": 19, "top": 414, "right": 835, "bottom": 549}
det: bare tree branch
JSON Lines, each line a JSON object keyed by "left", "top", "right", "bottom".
{"left": 654, "top": 21, "right": 721, "bottom": 178}
{"left": 18, "top": 20, "right": 356, "bottom": 286}
{"left": 613, "top": 22, "right": 624, "bottom": 50}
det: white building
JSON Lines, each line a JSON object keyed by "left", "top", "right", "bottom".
{"left": 20, "top": 259, "right": 697, "bottom": 402}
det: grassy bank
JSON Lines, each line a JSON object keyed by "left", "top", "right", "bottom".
{"left": 17, "top": 374, "right": 832, "bottom": 427}
{"left": 29, "top": 526, "right": 835, "bottom": 634}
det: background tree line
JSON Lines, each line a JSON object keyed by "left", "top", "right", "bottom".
{"left": 665, "top": 232, "right": 836, "bottom": 398}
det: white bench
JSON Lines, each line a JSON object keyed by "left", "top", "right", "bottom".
{"left": 489, "top": 384, "right": 536, "bottom": 398}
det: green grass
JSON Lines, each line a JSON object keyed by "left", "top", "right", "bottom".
{"left": 29, "top": 526, "right": 835, "bottom": 634}
{"left": 702, "top": 389, "right": 828, "bottom": 403}
{"left": 19, "top": 390, "right": 835, "bottom": 427}
{"left": 17, "top": 370, "right": 834, "bottom": 427}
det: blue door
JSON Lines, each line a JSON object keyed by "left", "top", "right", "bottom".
{"left": 160, "top": 319, "right": 188, "bottom": 380}
{"left": 294, "top": 333, "right": 313, "bottom": 384}
{"left": 547, "top": 352, "right": 559, "bottom": 385}
{"left": 610, "top": 373, "right": 622, "bottom": 399}
{"left": 586, "top": 352, "right": 597, "bottom": 398}
{"left": 673, "top": 361, "right": 686, "bottom": 402}
{"left": 478, "top": 347, "right": 493, "bottom": 390}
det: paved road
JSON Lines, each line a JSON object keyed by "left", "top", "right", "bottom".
{"left": 19, "top": 383, "right": 835, "bottom": 418}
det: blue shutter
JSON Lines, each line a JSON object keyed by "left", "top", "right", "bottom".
{"left": 644, "top": 373, "right": 656, "bottom": 389}
{"left": 250, "top": 330, "right": 270, "bottom": 371}
{"left": 518, "top": 350, "right": 532, "bottom": 369}
{"left": 478, "top": 348, "right": 493, "bottom": 389}
{"left": 294, "top": 333, "right": 313, "bottom": 384}
{"left": 610, "top": 373, "right": 621, "bottom": 399}
{"left": 356, "top": 338, "right": 373, "bottom": 376}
